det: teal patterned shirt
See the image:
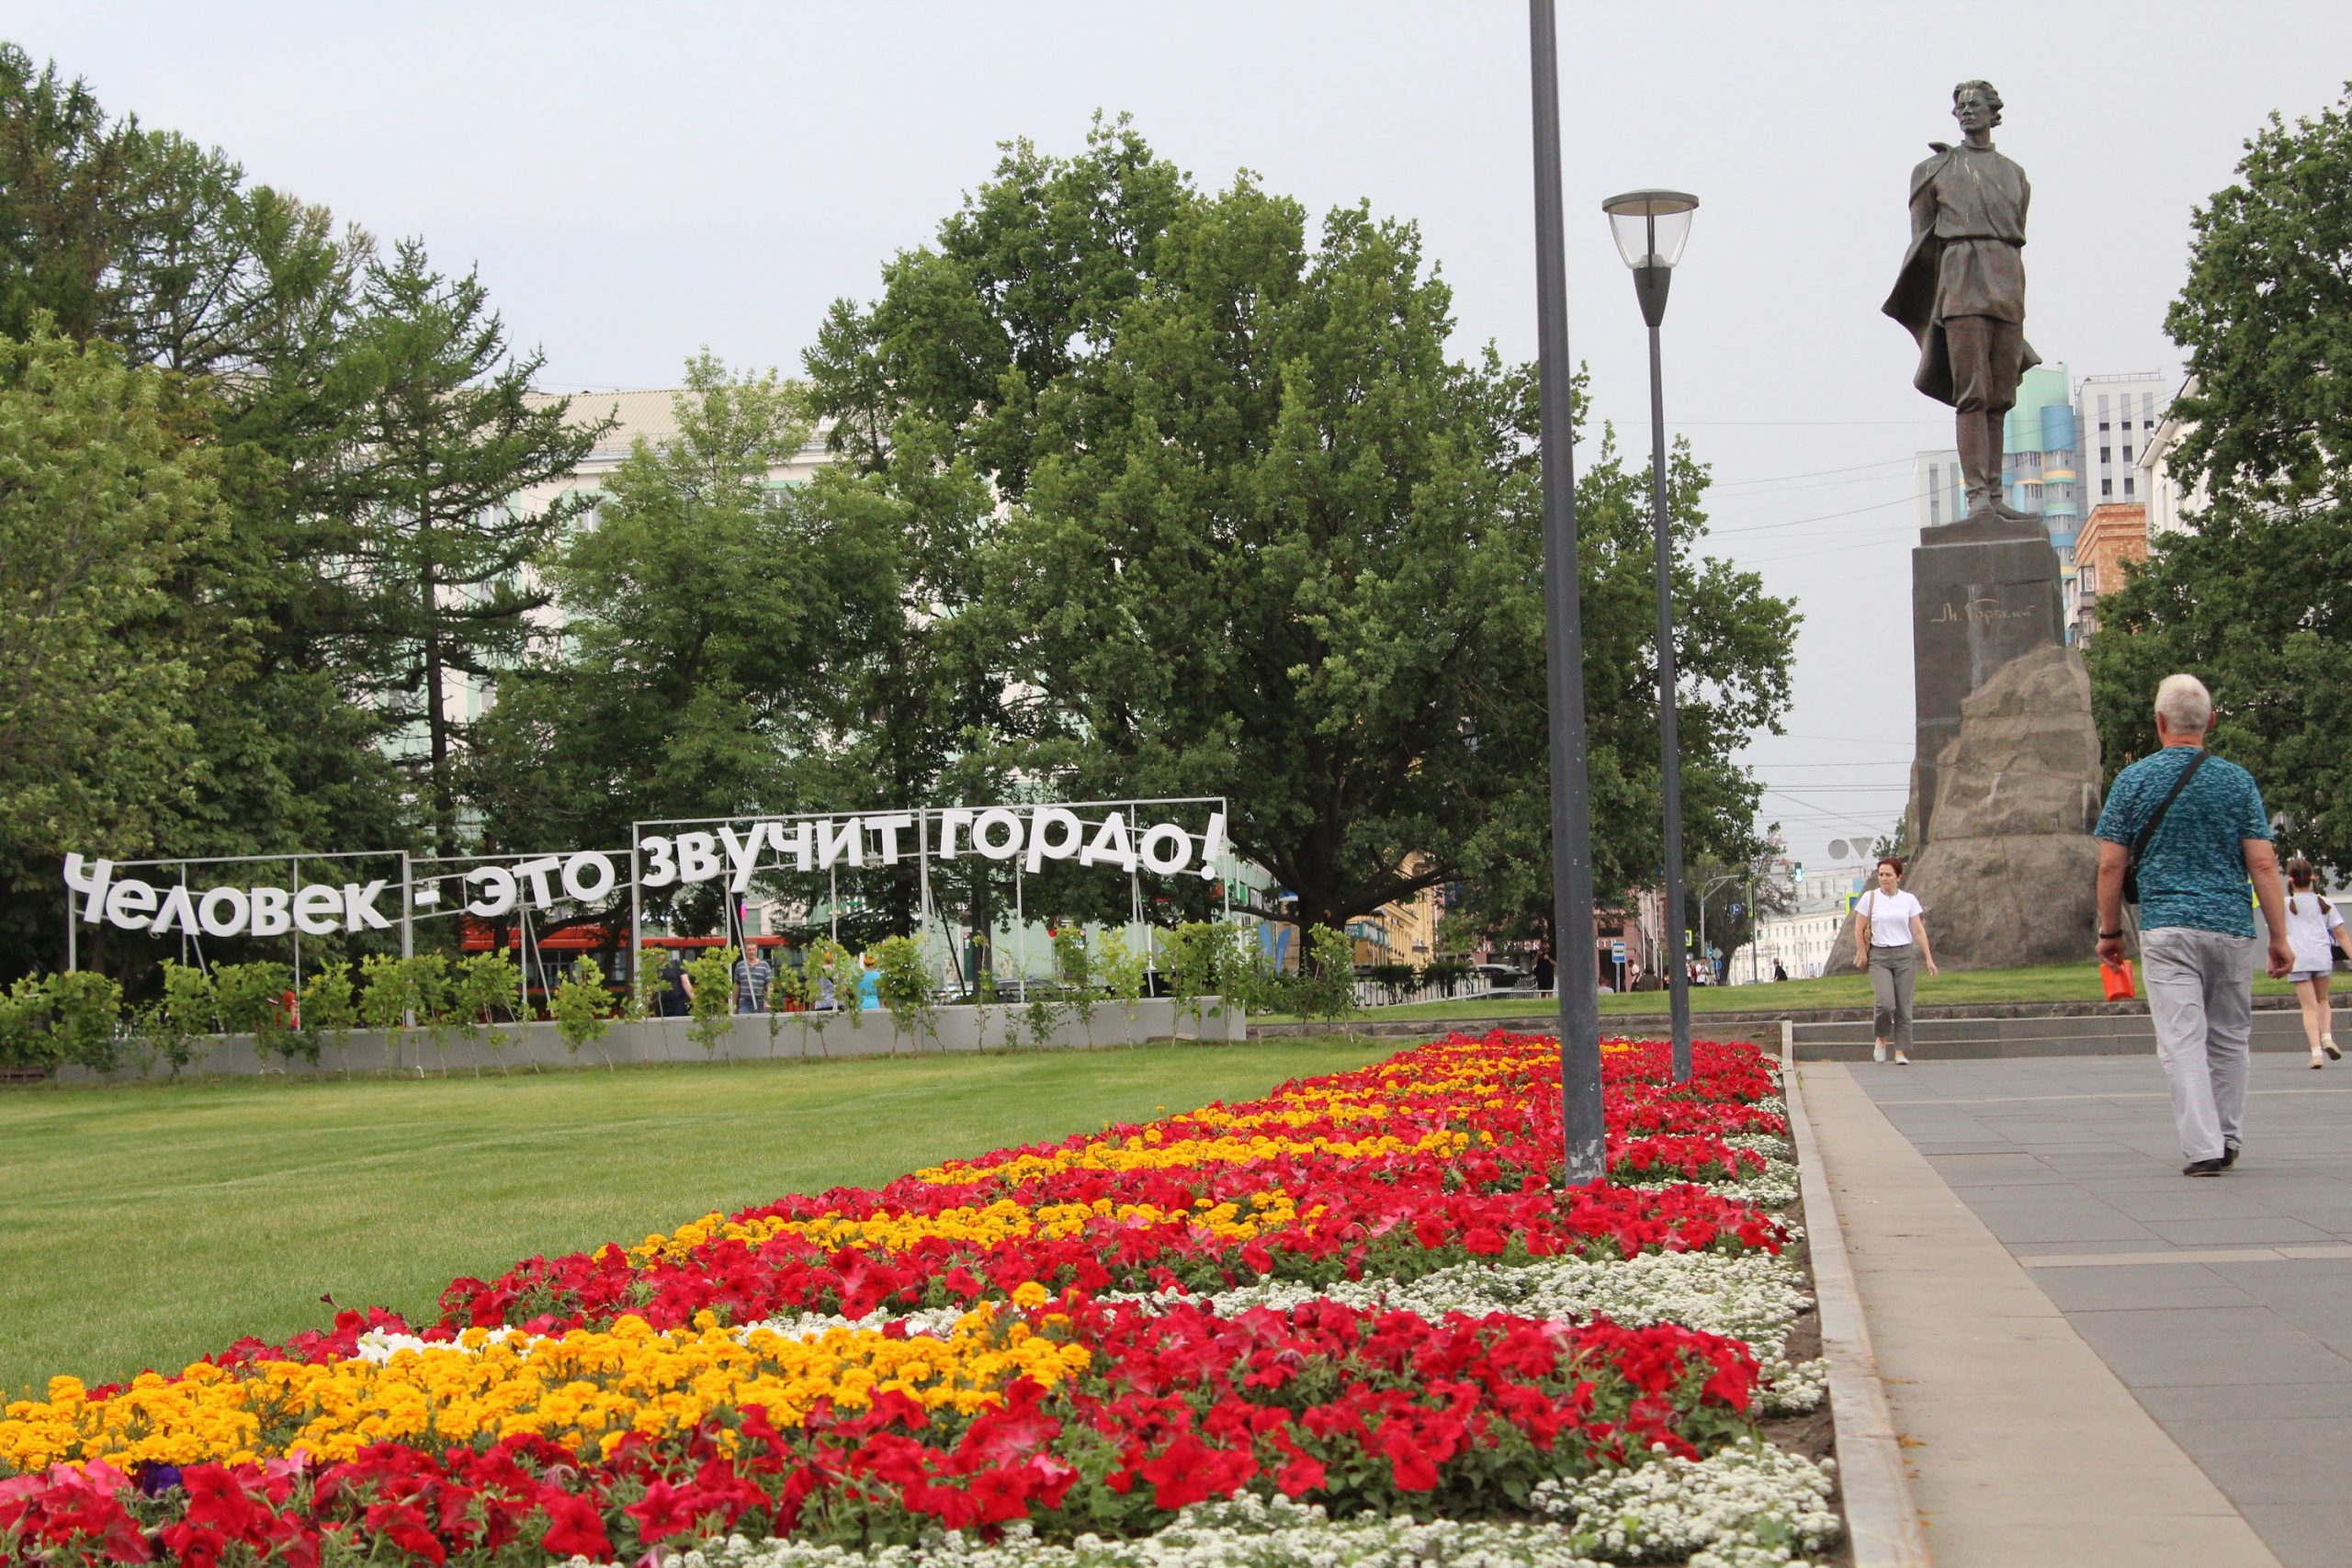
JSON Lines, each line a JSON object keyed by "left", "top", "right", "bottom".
{"left": 2094, "top": 746, "right": 2271, "bottom": 937}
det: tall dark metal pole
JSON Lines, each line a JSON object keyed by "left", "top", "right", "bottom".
{"left": 1634, "top": 249, "right": 1693, "bottom": 1082}
{"left": 1528, "top": 0, "right": 1606, "bottom": 1184}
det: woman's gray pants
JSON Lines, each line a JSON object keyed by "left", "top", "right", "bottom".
{"left": 1870, "top": 943, "right": 1920, "bottom": 1052}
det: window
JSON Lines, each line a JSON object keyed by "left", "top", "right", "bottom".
{"left": 2079, "top": 564, "right": 2098, "bottom": 594}
{"left": 2122, "top": 445, "right": 2133, "bottom": 463}
{"left": 2099, "top": 446, "right": 2111, "bottom": 465}
{"left": 2098, "top": 394, "right": 2111, "bottom": 417}
{"left": 2102, "top": 479, "right": 2113, "bottom": 497}
{"left": 2123, "top": 476, "right": 2136, "bottom": 498}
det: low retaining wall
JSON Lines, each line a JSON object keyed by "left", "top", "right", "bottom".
{"left": 1250, "top": 996, "right": 2350, "bottom": 1061}
{"left": 1247, "top": 1014, "right": 1782, "bottom": 1048}
{"left": 1791, "top": 1000, "right": 2349, "bottom": 1062}
{"left": 46, "top": 998, "right": 1247, "bottom": 1084}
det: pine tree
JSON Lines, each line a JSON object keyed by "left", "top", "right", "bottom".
{"left": 333, "top": 240, "right": 604, "bottom": 852}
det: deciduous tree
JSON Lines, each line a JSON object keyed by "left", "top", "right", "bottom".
{"left": 2089, "top": 87, "right": 2352, "bottom": 874}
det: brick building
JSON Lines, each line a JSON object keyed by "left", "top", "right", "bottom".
{"left": 2070, "top": 502, "right": 2149, "bottom": 644}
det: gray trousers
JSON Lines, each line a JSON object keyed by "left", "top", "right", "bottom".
{"left": 1870, "top": 943, "right": 1919, "bottom": 1051}
{"left": 2143, "top": 926, "right": 2258, "bottom": 1163}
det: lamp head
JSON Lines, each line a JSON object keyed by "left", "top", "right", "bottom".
{"left": 1600, "top": 189, "right": 1698, "bottom": 272}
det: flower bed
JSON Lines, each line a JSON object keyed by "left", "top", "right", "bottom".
{"left": 0, "top": 1032, "right": 1838, "bottom": 1566}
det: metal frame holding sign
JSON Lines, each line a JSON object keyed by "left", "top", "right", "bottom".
{"left": 626, "top": 798, "right": 1230, "bottom": 991}
{"left": 62, "top": 849, "right": 416, "bottom": 987}
{"left": 60, "top": 797, "right": 1235, "bottom": 997}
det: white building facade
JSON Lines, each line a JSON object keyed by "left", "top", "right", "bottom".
{"left": 1750, "top": 897, "right": 1860, "bottom": 982}
{"left": 1913, "top": 448, "right": 1966, "bottom": 530}
{"left": 2137, "top": 375, "right": 2206, "bottom": 539}
{"left": 2076, "top": 372, "right": 2170, "bottom": 512}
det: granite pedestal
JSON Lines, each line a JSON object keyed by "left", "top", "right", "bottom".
{"left": 1909, "top": 517, "right": 2066, "bottom": 845}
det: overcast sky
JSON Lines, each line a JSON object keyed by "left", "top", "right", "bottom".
{"left": 16, "top": 1, "right": 2352, "bottom": 868}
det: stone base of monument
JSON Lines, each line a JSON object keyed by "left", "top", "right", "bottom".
{"left": 1905, "top": 645, "right": 2107, "bottom": 970}
{"left": 1909, "top": 518, "right": 2067, "bottom": 847}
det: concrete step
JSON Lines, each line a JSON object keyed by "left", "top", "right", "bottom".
{"left": 1793, "top": 1007, "right": 2337, "bottom": 1061}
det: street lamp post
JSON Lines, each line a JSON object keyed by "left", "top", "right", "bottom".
{"left": 1528, "top": 0, "right": 1608, "bottom": 1185}
{"left": 1601, "top": 189, "right": 1699, "bottom": 1082}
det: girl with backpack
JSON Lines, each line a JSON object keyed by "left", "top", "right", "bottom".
{"left": 2285, "top": 856, "right": 2346, "bottom": 1068}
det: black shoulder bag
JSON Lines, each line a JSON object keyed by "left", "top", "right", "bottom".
{"left": 2123, "top": 750, "right": 2210, "bottom": 907}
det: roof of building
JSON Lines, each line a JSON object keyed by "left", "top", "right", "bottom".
{"left": 523, "top": 388, "right": 831, "bottom": 465}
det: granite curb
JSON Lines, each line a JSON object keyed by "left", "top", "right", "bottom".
{"left": 1249, "top": 994, "right": 2331, "bottom": 1039}
{"left": 1781, "top": 1029, "right": 1936, "bottom": 1568}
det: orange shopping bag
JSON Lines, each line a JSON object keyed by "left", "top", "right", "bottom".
{"left": 2100, "top": 959, "right": 2136, "bottom": 1001}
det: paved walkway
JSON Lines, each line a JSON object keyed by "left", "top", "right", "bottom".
{"left": 1814, "top": 1051, "right": 2352, "bottom": 1568}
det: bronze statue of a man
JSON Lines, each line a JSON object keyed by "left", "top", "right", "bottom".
{"left": 1883, "top": 80, "right": 2041, "bottom": 524}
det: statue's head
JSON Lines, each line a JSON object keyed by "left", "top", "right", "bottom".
{"left": 1952, "top": 80, "right": 2004, "bottom": 134}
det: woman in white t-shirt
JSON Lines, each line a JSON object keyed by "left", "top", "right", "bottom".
{"left": 1850, "top": 856, "right": 1939, "bottom": 1065}
{"left": 2284, "top": 856, "right": 2346, "bottom": 1068}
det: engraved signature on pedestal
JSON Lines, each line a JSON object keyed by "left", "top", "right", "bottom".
{"left": 1927, "top": 597, "right": 2033, "bottom": 626}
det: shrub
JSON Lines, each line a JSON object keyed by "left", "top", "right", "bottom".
{"left": 1293, "top": 924, "right": 1360, "bottom": 1031}
{"left": 398, "top": 953, "right": 454, "bottom": 1071}
{"left": 871, "top": 935, "right": 936, "bottom": 1055}
{"left": 1050, "top": 925, "right": 1100, "bottom": 1046}
{"left": 162, "top": 958, "right": 219, "bottom": 1033}
{"left": 628, "top": 947, "right": 662, "bottom": 1023}
{"left": 549, "top": 956, "right": 616, "bottom": 1068}
{"left": 685, "top": 946, "right": 738, "bottom": 1060}
{"left": 43, "top": 970, "right": 126, "bottom": 1074}
{"left": 0, "top": 976, "right": 61, "bottom": 1074}
{"left": 1217, "top": 938, "right": 1294, "bottom": 1018}
{"left": 454, "top": 950, "right": 522, "bottom": 1073}
{"left": 1165, "top": 920, "right": 1233, "bottom": 1039}
{"left": 1095, "top": 929, "right": 1146, "bottom": 1045}
{"left": 300, "top": 962, "right": 358, "bottom": 1075}
{"left": 1020, "top": 987, "right": 1063, "bottom": 1050}
{"left": 806, "top": 937, "right": 861, "bottom": 1045}
{"left": 356, "top": 953, "right": 417, "bottom": 1063}
{"left": 1419, "top": 957, "right": 1473, "bottom": 997}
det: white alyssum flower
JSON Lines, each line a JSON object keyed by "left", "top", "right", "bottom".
{"left": 350, "top": 1325, "right": 526, "bottom": 1364}
{"left": 351, "top": 1305, "right": 977, "bottom": 1368}
{"left": 1533, "top": 1437, "right": 1838, "bottom": 1568}
{"left": 639, "top": 1493, "right": 1607, "bottom": 1567}
{"left": 567, "top": 1445, "right": 1835, "bottom": 1568}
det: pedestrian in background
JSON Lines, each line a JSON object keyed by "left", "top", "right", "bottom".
{"left": 1851, "top": 855, "right": 1938, "bottom": 1064}
{"left": 2284, "top": 856, "right": 2346, "bottom": 1068}
{"left": 734, "top": 947, "right": 774, "bottom": 1014}
{"left": 2095, "top": 674, "right": 2294, "bottom": 1176}
{"left": 657, "top": 951, "right": 692, "bottom": 1017}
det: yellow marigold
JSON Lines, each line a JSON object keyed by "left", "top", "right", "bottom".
{"left": 0, "top": 1307, "right": 1086, "bottom": 1472}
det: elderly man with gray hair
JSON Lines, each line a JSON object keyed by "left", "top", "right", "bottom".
{"left": 2096, "top": 674, "right": 2294, "bottom": 1175}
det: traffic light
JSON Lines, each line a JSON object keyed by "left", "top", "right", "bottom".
{"left": 1792, "top": 861, "right": 1804, "bottom": 891}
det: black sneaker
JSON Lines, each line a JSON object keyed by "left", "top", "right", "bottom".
{"left": 2222, "top": 1139, "right": 2241, "bottom": 1169}
{"left": 2183, "top": 1158, "right": 2225, "bottom": 1177}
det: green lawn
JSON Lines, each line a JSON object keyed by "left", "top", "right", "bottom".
{"left": 1264, "top": 962, "right": 2299, "bottom": 1023}
{"left": 0, "top": 1039, "right": 1394, "bottom": 1401}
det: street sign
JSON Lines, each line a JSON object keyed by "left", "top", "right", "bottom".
{"left": 1610, "top": 940, "right": 1627, "bottom": 961}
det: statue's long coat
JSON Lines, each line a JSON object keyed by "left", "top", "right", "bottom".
{"left": 1883, "top": 141, "right": 2041, "bottom": 407}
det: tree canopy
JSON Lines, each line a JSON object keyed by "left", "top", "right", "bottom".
{"left": 2089, "top": 86, "right": 2352, "bottom": 874}
{"left": 808, "top": 117, "right": 1796, "bottom": 940}
{"left": 0, "top": 45, "right": 591, "bottom": 976}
